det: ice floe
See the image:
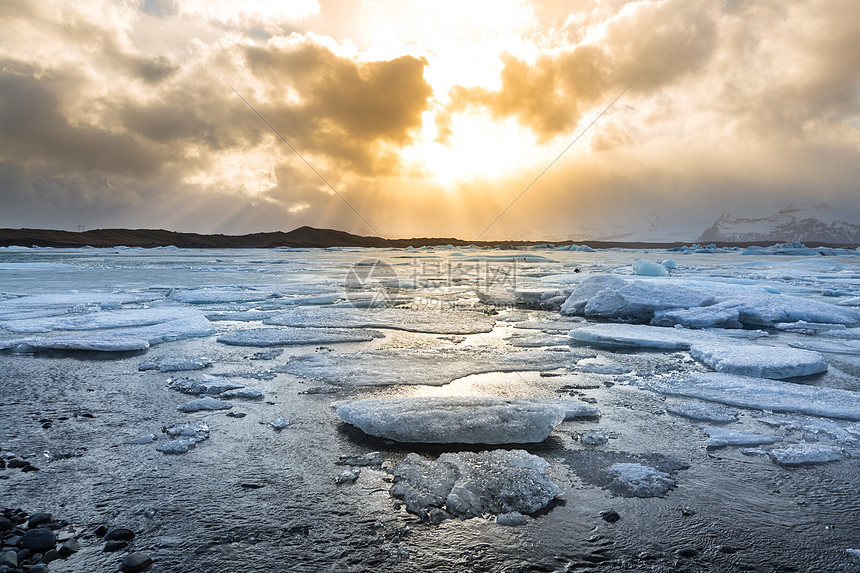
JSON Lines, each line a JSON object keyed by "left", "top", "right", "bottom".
{"left": 139, "top": 357, "right": 212, "bottom": 372}
{"left": 168, "top": 287, "right": 279, "bottom": 304}
{"left": 665, "top": 401, "right": 739, "bottom": 423}
{"left": 605, "top": 463, "right": 675, "bottom": 498}
{"left": 217, "top": 327, "right": 384, "bottom": 347}
{"left": 768, "top": 444, "right": 846, "bottom": 466}
{"left": 0, "top": 337, "right": 151, "bottom": 352}
{"left": 279, "top": 349, "right": 575, "bottom": 387}
{"left": 648, "top": 372, "right": 860, "bottom": 421}
{"left": 168, "top": 375, "right": 243, "bottom": 395}
{"left": 390, "top": 450, "right": 559, "bottom": 521}
{"left": 176, "top": 397, "right": 232, "bottom": 412}
{"left": 700, "top": 425, "right": 782, "bottom": 449}
{"left": 219, "top": 387, "right": 264, "bottom": 400}
{"left": 575, "top": 358, "right": 632, "bottom": 375}
{"left": 334, "top": 397, "right": 567, "bottom": 444}
{"left": 155, "top": 423, "right": 210, "bottom": 454}
{"left": 689, "top": 343, "right": 827, "bottom": 379}
{"left": 263, "top": 307, "right": 496, "bottom": 334}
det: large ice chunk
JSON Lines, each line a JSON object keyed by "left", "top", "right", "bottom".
{"left": 558, "top": 275, "right": 860, "bottom": 328}
{"left": 263, "top": 307, "right": 496, "bottom": 335}
{"left": 649, "top": 372, "right": 860, "bottom": 421}
{"left": 334, "top": 397, "right": 566, "bottom": 444}
{"left": 584, "top": 281, "right": 714, "bottom": 321}
{"left": 390, "top": 450, "right": 559, "bottom": 520}
{"left": 217, "top": 327, "right": 383, "bottom": 347}
{"left": 689, "top": 343, "right": 827, "bottom": 379}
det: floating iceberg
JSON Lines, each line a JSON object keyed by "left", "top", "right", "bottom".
{"left": 649, "top": 372, "right": 860, "bottom": 421}
{"left": 390, "top": 450, "right": 559, "bottom": 520}
{"left": 632, "top": 258, "right": 669, "bottom": 277}
{"left": 263, "top": 307, "right": 496, "bottom": 335}
{"left": 217, "top": 327, "right": 384, "bottom": 347}
{"left": 334, "top": 397, "right": 566, "bottom": 444}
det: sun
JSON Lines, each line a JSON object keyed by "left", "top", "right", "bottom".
{"left": 400, "top": 108, "right": 551, "bottom": 188}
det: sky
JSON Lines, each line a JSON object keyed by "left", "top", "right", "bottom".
{"left": 1, "top": 0, "right": 858, "bottom": 241}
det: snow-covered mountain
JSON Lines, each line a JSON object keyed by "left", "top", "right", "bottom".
{"left": 698, "top": 204, "right": 860, "bottom": 244}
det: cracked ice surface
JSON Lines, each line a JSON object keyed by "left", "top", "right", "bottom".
{"left": 390, "top": 450, "right": 559, "bottom": 521}
{"left": 217, "top": 327, "right": 384, "bottom": 347}
{"left": 278, "top": 349, "right": 575, "bottom": 386}
{"left": 334, "top": 397, "right": 567, "bottom": 444}
{"left": 263, "top": 307, "right": 496, "bottom": 334}
{"left": 647, "top": 372, "right": 860, "bottom": 421}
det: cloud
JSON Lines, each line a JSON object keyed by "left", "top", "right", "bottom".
{"left": 243, "top": 41, "right": 432, "bottom": 175}
{"left": 0, "top": 0, "right": 858, "bottom": 239}
{"left": 441, "top": 0, "right": 717, "bottom": 142}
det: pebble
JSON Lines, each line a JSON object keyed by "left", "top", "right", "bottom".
{"left": 94, "top": 524, "right": 109, "bottom": 537}
{"left": 0, "top": 551, "right": 17, "bottom": 568}
{"left": 30, "top": 564, "right": 49, "bottom": 573}
{"left": 21, "top": 529, "right": 57, "bottom": 552}
{"left": 58, "top": 537, "right": 80, "bottom": 557}
{"left": 119, "top": 552, "right": 153, "bottom": 572}
{"left": 104, "top": 527, "right": 135, "bottom": 542}
{"left": 676, "top": 547, "right": 701, "bottom": 558}
{"left": 40, "top": 548, "right": 60, "bottom": 563}
{"left": 103, "top": 540, "right": 128, "bottom": 553}
{"left": 27, "top": 513, "right": 53, "bottom": 529}
{"left": 269, "top": 416, "right": 290, "bottom": 430}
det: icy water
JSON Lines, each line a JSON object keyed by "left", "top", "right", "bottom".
{"left": 1, "top": 245, "right": 860, "bottom": 572}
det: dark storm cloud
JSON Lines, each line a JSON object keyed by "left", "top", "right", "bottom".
{"left": 441, "top": 0, "right": 717, "bottom": 141}
{"left": 0, "top": 62, "right": 162, "bottom": 178}
{"left": 243, "top": 43, "right": 432, "bottom": 175}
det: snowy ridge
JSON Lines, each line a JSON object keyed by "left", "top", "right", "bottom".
{"left": 699, "top": 204, "right": 860, "bottom": 244}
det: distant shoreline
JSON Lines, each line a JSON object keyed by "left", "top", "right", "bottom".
{"left": 1, "top": 226, "right": 857, "bottom": 250}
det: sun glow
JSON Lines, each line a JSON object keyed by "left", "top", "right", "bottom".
{"left": 401, "top": 110, "right": 550, "bottom": 188}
